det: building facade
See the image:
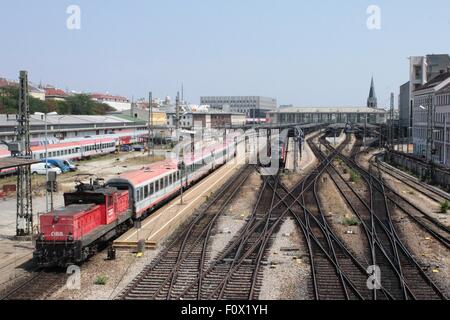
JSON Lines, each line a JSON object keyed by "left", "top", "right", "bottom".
{"left": 90, "top": 93, "right": 131, "bottom": 111}
{"left": 412, "top": 72, "right": 450, "bottom": 165}
{"left": 44, "top": 88, "right": 68, "bottom": 101}
{"left": 399, "top": 54, "right": 450, "bottom": 131}
{"left": 268, "top": 107, "right": 386, "bottom": 125}
{"left": 399, "top": 81, "right": 411, "bottom": 128}
{"left": 166, "top": 111, "right": 246, "bottom": 129}
{"left": 200, "top": 96, "right": 277, "bottom": 119}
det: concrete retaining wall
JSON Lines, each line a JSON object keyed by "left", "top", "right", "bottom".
{"left": 385, "top": 152, "right": 450, "bottom": 189}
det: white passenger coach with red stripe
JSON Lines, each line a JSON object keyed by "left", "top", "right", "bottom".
{"left": 107, "top": 139, "right": 237, "bottom": 218}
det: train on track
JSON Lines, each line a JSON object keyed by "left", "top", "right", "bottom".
{"left": 33, "top": 138, "right": 238, "bottom": 266}
{"left": 0, "top": 130, "right": 149, "bottom": 176}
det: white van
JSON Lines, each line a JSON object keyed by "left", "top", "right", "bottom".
{"left": 30, "top": 163, "right": 62, "bottom": 175}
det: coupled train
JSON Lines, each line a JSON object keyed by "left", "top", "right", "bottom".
{"left": 34, "top": 139, "right": 237, "bottom": 266}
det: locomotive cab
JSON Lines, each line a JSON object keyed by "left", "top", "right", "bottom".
{"left": 34, "top": 180, "right": 131, "bottom": 267}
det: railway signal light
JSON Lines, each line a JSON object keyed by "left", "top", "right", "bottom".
{"left": 46, "top": 181, "right": 58, "bottom": 193}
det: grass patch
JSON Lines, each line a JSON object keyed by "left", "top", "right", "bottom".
{"left": 440, "top": 201, "right": 449, "bottom": 214}
{"left": 94, "top": 276, "right": 108, "bottom": 286}
{"left": 342, "top": 215, "right": 360, "bottom": 226}
{"left": 349, "top": 170, "right": 360, "bottom": 183}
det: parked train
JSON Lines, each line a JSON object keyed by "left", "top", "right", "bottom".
{"left": 34, "top": 139, "right": 237, "bottom": 266}
{"left": 0, "top": 130, "right": 149, "bottom": 176}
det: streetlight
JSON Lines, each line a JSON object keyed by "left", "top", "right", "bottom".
{"left": 35, "top": 111, "right": 58, "bottom": 213}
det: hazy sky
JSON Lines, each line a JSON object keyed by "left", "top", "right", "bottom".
{"left": 1, "top": 0, "right": 450, "bottom": 107}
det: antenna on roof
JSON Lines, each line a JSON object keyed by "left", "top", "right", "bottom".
{"left": 181, "top": 83, "right": 184, "bottom": 103}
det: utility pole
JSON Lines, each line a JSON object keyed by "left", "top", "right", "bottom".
{"left": 363, "top": 114, "right": 367, "bottom": 148}
{"left": 176, "top": 91, "right": 180, "bottom": 131}
{"left": 444, "top": 113, "right": 448, "bottom": 166}
{"left": 424, "top": 94, "right": 435, "bottom": 181}
{"left": 16, "top": 71, "right": 33, "bottom": 237}
{"left": 147, "top": 92, "right": 154, "bottom": 157}
{"left": 389, "top": 92, "right": 395, "bottom": 150}
{"left": 181, "top": 83, "right": 184, "bottom": 103}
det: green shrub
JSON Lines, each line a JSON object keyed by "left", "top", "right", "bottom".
{"left": 342, "top": 216, "right": 360, "bottom": 226}
{"left": 440, "top": 201, "right": 449, "bottom": 214}
{"left": 349, "top": 170, "right": 360, "bottom": 183}
{"left": 94, "top": 276, "right": 108, "bottom": 285}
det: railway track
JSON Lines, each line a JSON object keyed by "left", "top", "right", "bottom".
{"left": 183, "top": 173, "right": 284, "bottom": 300}
{"left": 376, "top": 160, "right": 450, "bottom": 204}
{"left": 349, "top": 138, "right": 450, "bottom": 249}
{"left": 1, "top": 269, "right": 67, "bottom": 300}
{"left": 300, "top": 137, "right": 379, "bottom": 299}
{"left": 118, "top": 132, "right": 448, "bottom": 301}
{"left": 320, "top": 136, "right": 447, "bottom": 300}
{"left": 117, "top": 165, "right": 254, "bottom": 300}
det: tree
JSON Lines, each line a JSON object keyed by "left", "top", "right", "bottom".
{"left": 0, "top": 87, "right": 114, "bottom": 115}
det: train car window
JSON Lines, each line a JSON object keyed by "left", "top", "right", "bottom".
{"left": 144, "top": 185, "right": 149, "bottom": 198}
{"left": 160, "top": 178, "right": 164, "bottom": 189}
{"left": 155, "top": 180, "right": 159, "bottom": 192}
{"left": 165, "top": 176, "right": 169, "bottom": 187}
{"left": 150, "top": 183, "right": 154, "bottom": 195}
{"left": 140, "top": 188, "right": 144, "bottom": 201}
{"left": 168, "top": 174, "right": 172, "bottom": 185}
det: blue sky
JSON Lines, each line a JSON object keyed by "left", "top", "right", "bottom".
{"left": 1, "top": 0, "right": 450, "bottom": 107}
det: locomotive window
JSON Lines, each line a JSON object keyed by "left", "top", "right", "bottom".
{"left": 144, "top": 185, "right": 149, "bottom": 198}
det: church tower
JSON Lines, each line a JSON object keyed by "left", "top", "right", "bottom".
{"left": 367, "top": 76, "right": 378, "bottom": 108}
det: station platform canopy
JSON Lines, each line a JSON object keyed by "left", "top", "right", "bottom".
{"left": 0, "top": 158, "right": 40, "bottom": 170}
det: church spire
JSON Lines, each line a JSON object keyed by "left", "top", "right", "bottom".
{"left": 367, "top": 76, "right": 377, "bottom": 108}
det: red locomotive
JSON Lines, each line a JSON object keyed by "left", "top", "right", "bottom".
{"left": 34, "top": 179, "right": 133, "bottom": 267}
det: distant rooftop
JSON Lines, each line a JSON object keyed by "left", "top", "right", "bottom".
{"left": 0, "top": 114, "right": 143, "bottom": 127}
{"left": 415, "top": 72, "right": 450, "bottom": 91}
{"left": 268, "top": 107, "right": 387, "bottom": 114}
{"left": 45, "top": 87, "right": 68, "bottom": 97}
{"left": 90, "top": 93, "right": 129, "bottom": 102}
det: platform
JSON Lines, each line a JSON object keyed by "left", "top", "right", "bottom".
{"left": 113, "top": 158, "right": 244, "bottom": 250}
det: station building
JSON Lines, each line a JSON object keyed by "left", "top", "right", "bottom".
{"left": 0, "top": 114, "right": 148, "bottom": 143}
{"left": 200, "top": 96, "right": 277, "bottom": 119}
{"left": 165, "top": 111, "right": 246, "bottom": 129}
{"left": 267, "top": 107, "right": 387, "bottom": 125}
